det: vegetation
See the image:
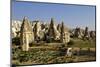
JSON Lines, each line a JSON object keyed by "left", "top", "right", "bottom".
{"left": 12, "top": 37, "right": 20, "bottom": 46}
{"left": 12, "top": 37, "right": 96, "bottom": 65}
{"left": 67, "top": 40, "right": 74, "bottom": 47}
{"left": 68, "top": 38, "right": 96, "bottom": 48}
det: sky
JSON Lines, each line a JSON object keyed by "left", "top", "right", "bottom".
{"left": 12, "top": 0, "right": 96, "bottom": 30}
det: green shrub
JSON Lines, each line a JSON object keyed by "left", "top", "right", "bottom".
{"left": 12, "top": 37, "right": 20, "bottom": 45}
{"left": 29, "top": 42, "right": 34, "bottom": 47}
{"left": 67, "top": 40, "right": 74, "bottom": 46}
{"left": 18, "top": 51, "right": 33, "bottom": 62}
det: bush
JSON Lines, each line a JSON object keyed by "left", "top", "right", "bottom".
{"left": 58, "top": 44, "right": 67, "bottom": 56}
{"left": 67, "top": 40, "right": 74, "bottom": 46}
{"left": 29, "top": 42, "right": 34, "bottom": 47}
{"left": 12, "top": 37, "right": 20, "bottom": 45}
{"left": 18, "top": 51, "right": 33, "bottom": 62}
{"left": 12, "top": 47, "right": 21, "bottom": 60}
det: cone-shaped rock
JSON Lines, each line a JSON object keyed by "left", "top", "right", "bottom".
{"left": 57, "top": 24, "right": 61, "bottom": 33}
{"left": 90, "top": 31, "right": 95, "bottom": 39}
{"left": 33, "top": 21, "right": 43, "bottom": 41}
{"left": 48, "top": 18, "right": 55, "bottom": 38}
{"left": 20, "top": 17, "right": 34, "bottom": 51}
{"left": 47, "top": 18, "right": 60, "bottom": 41}
{"left": 60, "top": 21, "right": 70, "bottom": 43}
{"left": 84, "top": 27, "right": 90, "bottom": 38}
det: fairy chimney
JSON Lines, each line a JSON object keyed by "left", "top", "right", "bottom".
{"left": 84, "top": 27, "right": 90, "bottom": 38}
{"left": 20, "top": 17, "right": 34, "bottom": 51}
{"left": 60, "top": 21, "right": 70, "bottom": 43}
{"left": 47, "top": 18, "right": 60, "bottom": 41}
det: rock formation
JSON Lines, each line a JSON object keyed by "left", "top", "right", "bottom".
{"left": 90, "top": 31, "right": 96, "bottom": 39}
{"left": 20, "top": 17, "right": 34, "bottom": 51}
{"left": 57, "top": 24, "right": 61, "bottom": 33}
{"left": 12, "top": 17, "right": 73, "bottom": 51}
{"left": 47, "top": 18, "right": 60, "bottom": 41}
{"left": 33, "top": 21, "right": 42, "bottom": 41}
{"left": 12, "top": 20, "right": 22, "bottom": 38}
{"left": 70, "top": 26, "right": 96, "bottom": 40}
{"left": 60, "top": 22, "right": 70, "bottom": 43}
{"left": 84, "top": 27, "right": 90, "bottom": 39}
{"left": 74, "top": 27, "right": 84, "bottom": 38}
{"left": 74, "top": 27, "right": 80, "bottom": 38}
{"left": 12, "top": 26, "right": 17, "bottom": 38}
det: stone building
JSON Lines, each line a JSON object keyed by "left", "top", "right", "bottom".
{"left": 20, "top": 17, "right": 34, "bottom": 51}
